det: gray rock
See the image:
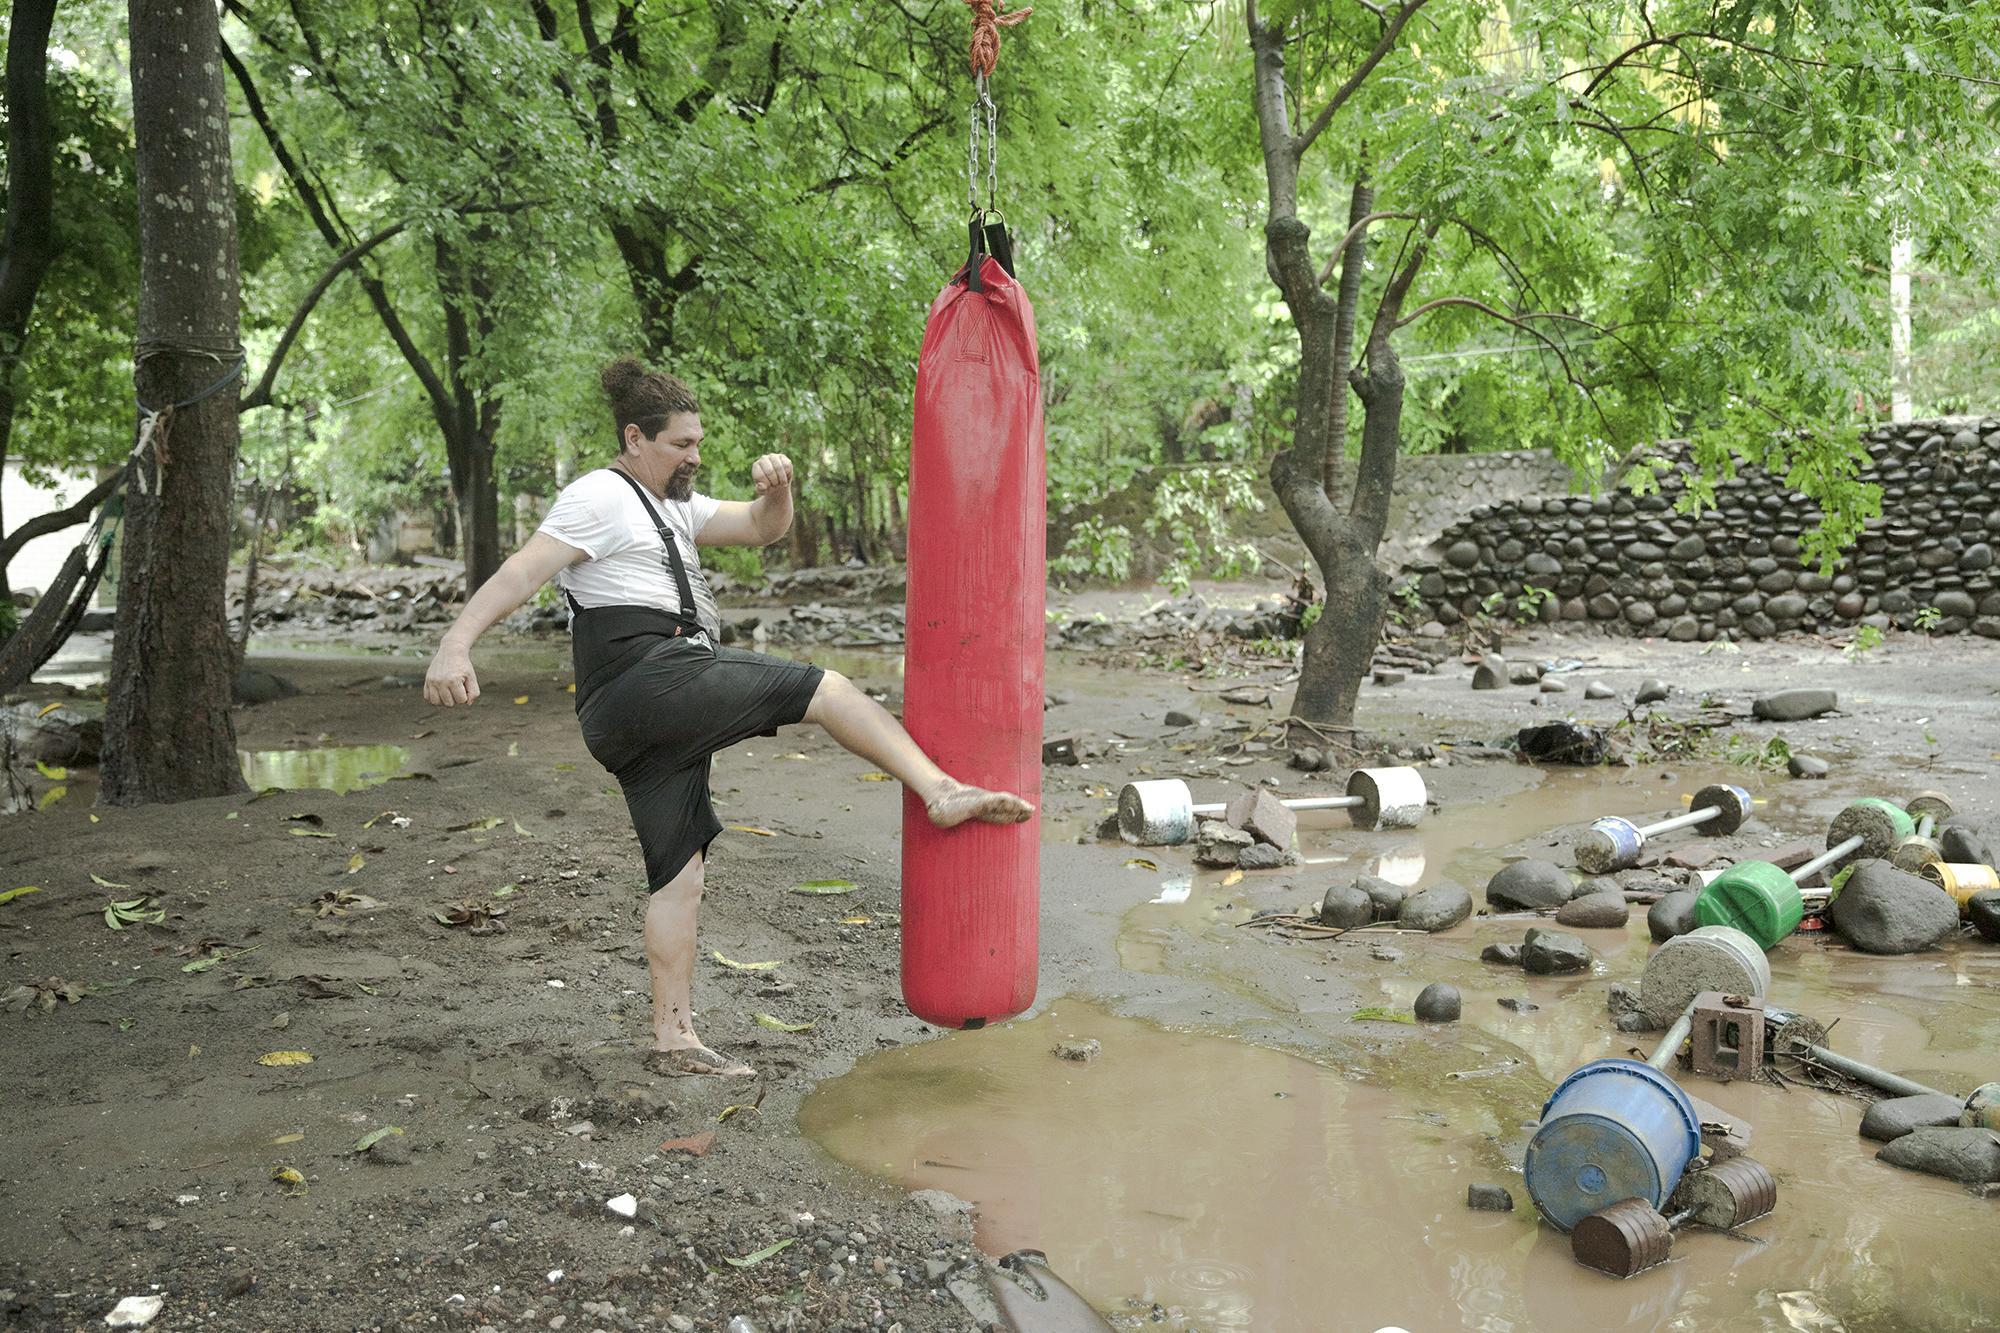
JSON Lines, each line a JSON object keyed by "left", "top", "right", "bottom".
{"left": 1941, "top": 823, "right": 1996, "bottom": 868}
{"left": 1288, "top": 745, "right": 1325, "bottom": 772}
{"left": 233, "top": 667, "right": 302, "bottom": 707}
{"left": 1555, "top": 891, "right": 1631, "bottom": 929}
{"left": 1163, "top": 709, "right": 1199, "bottom": 728}
{"left": 1497, "top": 997, "right": 1540, "bottom": 1013}
{"left": 1193, "top": 821, "right": 1254, "bottom": 868}
{"left": 1539, "top": 677, "right": 1568, "bottom": 693}
{"left": 1829, "top": 860, "right": 1961, "bottom": 954}
{"left": 1860, "top": 1094, "right": 1967, "bottom": 1143}
{"left": 1634, "top": 679, "right": 1671, "bottom": 705}
{"left": 1876, "top": 1127, "right": 2000, "bottom": 1185}
{"left": 1486, "top": 859, "right": 1575, "bottom": 911}
{"left": 1398, "top": 882, "right": 1473, "bottom": 933}
{"left": 1446, "top": 540, "right": 1480, "bottom": 569}
{"left": 1962, "top": 542, "right": 1994, "bottom": 571}
{"left": 1522, "top": 928, "right": 1594, "bottom": 975}
{"left": 1466, "top": 1183, "right": 1514, "bottom": 1211}
{"left": 1480, "top": 942, "right": 1523, "bottom": 966}
{"left": 1606, "top": 981, "right": 1642, "bottom": 1015}
{"left": 1317, "top": 884, "right": 1376, "bottom": 929}
{"left": 1967, "top": 891, "right": 2000, "bottom": 944}
{"left": 1788, "top": 754, "right": 1830, "bottom": 779}
{"left": 1414, "top": 983, "right": 1462, "bottom": 1023}
{"left": 1507, "top": 661, "right": 1544, "bottom": 685}
{"left": 1647, "top": 890, "right": 1700, "bottom": 942}
{"left": 1236, "top": 842, "right": 1289, "bottom": 871}
{"left": 1355, "top": 874, "right": 1409, "bottom": 919}
{"left": 1472, "top": 656, "right": 1509, "bottom": 690}
{"left": 1752, "top": 688, "right": 1838, "bottom": 721}
{"left": 1584, "top": 681, "right": 1617, "bottom": 700}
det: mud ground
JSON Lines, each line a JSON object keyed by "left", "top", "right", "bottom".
{"left": 2, "top": 585, "right": 1995, "bottom": 1332}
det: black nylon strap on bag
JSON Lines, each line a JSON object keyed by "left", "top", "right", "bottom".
{"left": 608, "top": 468, "right": 704, "bottom": 637}
{"left": 959, "top": 211, "right": 1017, "bottom": 293}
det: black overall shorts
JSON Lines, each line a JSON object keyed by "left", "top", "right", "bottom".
{"left": 571, "top": 606, "right": 823, "bottom": 891}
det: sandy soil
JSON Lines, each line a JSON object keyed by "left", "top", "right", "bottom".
{"left": 2, "top": 595, "right": 1995, "bottom": 1332}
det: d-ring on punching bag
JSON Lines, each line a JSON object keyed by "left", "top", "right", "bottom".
{"left": 900, "top": 2, "right": 1043, "bottom": 1030}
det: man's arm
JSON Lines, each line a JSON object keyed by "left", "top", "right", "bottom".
{"left": 423, "top": 533, "right": 587, "bottom": 706}
{"left": 697, "top": 453, "right": 794, "bottom": 547}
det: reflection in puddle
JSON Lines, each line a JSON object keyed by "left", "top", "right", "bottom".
{"left": 238, "top": 744, "right": 410, "bottom": 795}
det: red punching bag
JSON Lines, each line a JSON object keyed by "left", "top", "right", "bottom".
{"left": 900, "top": 232, "right": 1045, "bottom": 1029}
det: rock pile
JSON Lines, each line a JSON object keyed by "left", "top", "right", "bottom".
{"left": 1396, "top": 417, "right": 2000, "bottom": 640}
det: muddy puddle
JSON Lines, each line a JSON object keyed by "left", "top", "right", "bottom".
{"left": 804, "top": 765, "right": 2000, "bottom": 1331}
{"left": 238, "top": 744, "right": 411, "bottom": 795}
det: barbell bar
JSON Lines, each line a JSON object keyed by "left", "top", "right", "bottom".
{"left": 1117, "top": 766, "right": 1428, "bottom": 846}
{"left": 1573, "top": 784, "right": 1753, "bottom": 875}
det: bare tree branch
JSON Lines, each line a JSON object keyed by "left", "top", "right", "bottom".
{"left": 1294, "top": 0, "right": 1437, "bottom": 160}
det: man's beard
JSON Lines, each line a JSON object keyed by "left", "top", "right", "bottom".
{"left": 665, "top": 462, "right": 697, "bottom": 501}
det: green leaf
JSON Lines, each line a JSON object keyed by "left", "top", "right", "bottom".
{"left": 723, "top": 1238, "right": 796, "bottom": 1268}
{"left": 789, "top": 880, "right": 855, "bottom": 895}
{"left": 447, "top": 816, "right": 506, "bottom": 833}
{"left": 354, "top": 1126, "right": 405, "bottom": 1153}
{"left": 34, "top": 760, "right": 68, "bottom": 780}
{"left": 711, "top": 951, "right": 781, "bottom": 971}
{"left": 1350, "top": 1007, "right": 1416, "bottom": 1024}
{"left": 0, "top": 886, "right": 41, "bottom": 906}
{"left": 753, "top": 1012, "right": 815, "bottom": 1033}
{"left": 290, "top": 828, "right": 336, "bottom": 839}
{"left": 90, "top": 873, "right": 131, "bottom": 889}
{"left": 36, "top": 785, "right": 66, "bottom": 810}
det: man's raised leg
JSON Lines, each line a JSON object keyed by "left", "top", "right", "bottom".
{"left": 643, "top": 850, "right": 753, "bottom": 1077}
{"left": 802, "top": 671, "right": 1033, "bottom": 827}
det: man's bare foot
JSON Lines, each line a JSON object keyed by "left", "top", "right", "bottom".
{"left": 644, "top": 1044, "right": 756, "bottom": 1078}
{"left": 925, "top": 778, "right": 1035, "bottom": 828}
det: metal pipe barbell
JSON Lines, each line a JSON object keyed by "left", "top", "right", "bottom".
{"left": 1571, "top": 1157, "right": 1779, "bottom": 1278}
{"left": 1691, "top": 798, "right": 1915, "bottom": 948}
{"left": 1890, "top": 790, "right": 1955, "bottom": 873}
{"left": 1116, "top": 767, "right": 1427, "bottom": 846}
{"left": 1573, "top": 784, "right": 1753, "bottom": 875}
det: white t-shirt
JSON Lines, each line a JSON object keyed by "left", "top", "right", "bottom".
{"left": 537, "top": 469, "right": 722, "bottom": 633}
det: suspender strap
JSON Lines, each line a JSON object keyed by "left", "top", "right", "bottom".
{"left": 607, "top": 468, "right": 702, "bottom": 635}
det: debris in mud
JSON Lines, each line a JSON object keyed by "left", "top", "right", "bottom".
{"left": 1788, "top": 754, "right": 1830, "bottom": 779}
{"left": 659, "top": 1131, "right": 716, "bottom": 1156}
{"left": 1467, "top": 1183, "right": 1514, "bottom": 1211}
{"left": 1497, "top": 998, "right": 1539, "bottom": 1013}
{"left": 1514, "top": 721, "right": 1616, "bottom": 765}
{"left": 2, "top": 976, "right": 86, "bottom": 1014}
{"left": 1052, "top": 1038, "right": 1101, "bottom": 1063}
{"left": 104, "top": 1294, "right": 164, "bottom": 1328}
{"left": 1041, "top": 736, "right": 1080, "bottom": 766}
{"left": 432, "top": 897, "right": 510, "bottom": 934}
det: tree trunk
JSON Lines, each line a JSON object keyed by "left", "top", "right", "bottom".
{"left": 101, "top": 0, "right": 248, "bottom": 804}
{"left": 0, "top": 0, "right": 61, "bottom": 604}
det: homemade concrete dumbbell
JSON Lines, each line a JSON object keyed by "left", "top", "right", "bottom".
{"left": 1116, "top": 767, "right": 1427, "bottom": 847}
{"left": 1573, "top": 784, "right": 1753, "bottom": 874}
{"left": 1890, "top": 790, "right": 1955, "bottom": 873}
{"left": 1691, "top": 797, "right": 1915, "bottom": 949}
{"left": 1571, "top": 1158, "right": 1778, "bottom": 1278}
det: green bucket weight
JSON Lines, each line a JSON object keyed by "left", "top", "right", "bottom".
{"left": 1694, "top": 859, "right": 1802, "bottom": 949}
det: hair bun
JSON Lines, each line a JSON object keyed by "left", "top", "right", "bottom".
{"left": 599, "top": 355, "right": 648, "bottom": 402}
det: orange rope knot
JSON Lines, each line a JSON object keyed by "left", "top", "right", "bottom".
{"left": 966, "top": 0, "right": 1031, "bottom": 78}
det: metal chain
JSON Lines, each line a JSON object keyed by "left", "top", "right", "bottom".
{"left": 966, "top": 73, "right": 999, "bottom": 213}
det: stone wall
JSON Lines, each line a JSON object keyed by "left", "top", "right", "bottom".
{"left": 1395, "top": 417, "right": 2000, "bottom": 641}
{"left": 1335, "top": 449, "right": 1582, "bottom": 570}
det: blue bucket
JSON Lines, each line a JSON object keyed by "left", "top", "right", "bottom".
{"left": 1523, "top": 1058, "right": 1701, "bottom": 1232}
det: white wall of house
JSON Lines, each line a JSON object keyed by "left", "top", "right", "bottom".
{"left": 3, "top": 459, "right": 95, "bottom": 598}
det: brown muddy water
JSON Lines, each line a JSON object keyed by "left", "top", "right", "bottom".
{"left": 803, "top": 766, "right": 2000, "bottom": 1332}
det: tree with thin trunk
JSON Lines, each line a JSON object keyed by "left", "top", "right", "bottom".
{"left": 1246, "top": 0, "right": 2000, "bottom": 730}
{"left": 100, "top": 0, "right": 249, "bottom": 803}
